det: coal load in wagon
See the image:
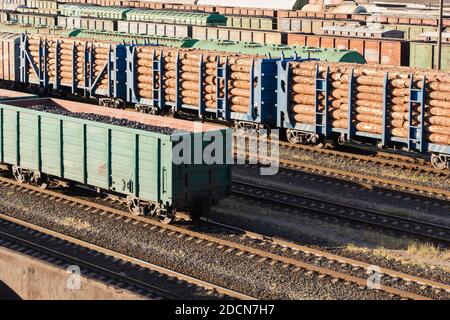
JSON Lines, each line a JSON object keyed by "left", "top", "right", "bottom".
{"left": 26, "top": 104, "right": 182, "bottom": 134}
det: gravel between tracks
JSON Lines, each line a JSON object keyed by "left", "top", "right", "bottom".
{"left": 279, "top": 145, "right": 450, "bottom": 193}
{"left": 0, "top": 183, "right": 396, "bottom": 300}
{"left": 201, "top": 166, "right": 450, "bottom": 291}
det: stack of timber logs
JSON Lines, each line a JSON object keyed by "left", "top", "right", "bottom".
{"left": 26, "top": 36, "right": 111, "bottom": 89}
{"left": 290, "top": 61, "right": 450, "bottom": 145}
{"left": 133, "top": 46, "right": 258, "bottom": 113}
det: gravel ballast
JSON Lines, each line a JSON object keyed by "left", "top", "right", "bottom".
{"left": 0, "top": 182, "right": 397, "bottom": 300}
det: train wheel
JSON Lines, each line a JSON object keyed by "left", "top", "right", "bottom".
{"left": 160, "top": 216, "right": 173, "bottom": 225}
{"left": 12, "top": 166, "right": 26, "bottom": 183}
{"left": 286, "top": 129, "right": 303, "bottom": 144}
{"left": 113, "top": 99, "right": 124, "bottom": 109}
{"left": 127, "top": 197, "right": 147, "bottom": 216}
{"left": 148, "top": 106, "right": 160, "bottom": 115}
{"left": 431, "top": 154, "right": 448, "bottom": 170}
{"left": 30, "top": 171, "right": 49, "bottom": 189}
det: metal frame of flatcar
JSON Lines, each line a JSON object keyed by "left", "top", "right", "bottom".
{"left": 19, "top": 34, "right": 127, "bottom": 106}
{"left": 127, "top": 44, "right": 282, "bottom": 130}
{"left": 277, "top": 61, "right": 450, "bottom": 168}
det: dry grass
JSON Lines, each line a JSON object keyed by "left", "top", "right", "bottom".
{"left": 58, "top": 216, "right": 92, "bottom": 231}
{"left": 347, "top": 243, "right": 450, "bottom": 272}
{"left": 215, "top": 198, "right": 450, "bottom": 271}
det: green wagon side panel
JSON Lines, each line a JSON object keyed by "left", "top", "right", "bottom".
{"left": 0, "top": 100, "right": 231, "bottom": 210}
{"left": 17, "top": 113, "right": 39, "bottom": 170}
{"left": 2, "top": 109, "right": 19, "bottom": 165}
{"left": 136, "top": 135, "right": 160, "bottom": 201}
{"left": 40, "top": 117, "right": 61, "bottom": 176}
{"left": 85, "top": 125, "right": 109, "bottom": 189}
{"left": 61, "top": 120, "right": 83, "bottom": 182}
{"left": 410, "top": 42, "right": 450, "bottom": 71}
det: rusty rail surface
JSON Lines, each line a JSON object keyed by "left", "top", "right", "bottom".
{"left": 0, "top": 212, "right": 254, "bottom": 300}
{"left": 231, "top": 179, "right": 450, "bottom": 246}
{"left": 235, "top": 149, "right": 450, "bottom": 200}
{"left": 0, "top": 176, "right": 437, "bottom": 300}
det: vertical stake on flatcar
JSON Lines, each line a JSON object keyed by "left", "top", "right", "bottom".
{"left": 324, "top": 66, "right": 330, "bottom": 137}
{"left": 347, "top": 68, "right": 355, "bottom": 141}
{"left": 198, "top": 53, "right": 205, "bottom": 117}
{"left": 408, "top": 73, "right": 414, "bottom": 150}
{"left": 249, "top": 59, "right": 255, "bottom": 118}
{"left": 175, "top": 50, "right": 180, "bottom": 112}
{"left": 159, "top": 49, "right": 165, "bottom": 111}
{"left": 419, "top": 75, "right": 427, "bottom": 153}
{"left": 381, "top": 72, "right": 389, "bottom": 147}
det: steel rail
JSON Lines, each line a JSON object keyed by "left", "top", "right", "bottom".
{"left": 0, "top": 176, "right": 432, "bottom": 300}
{"left": 235, "top": 150, "right": 450, "bottom": 200}
{"left": 235, "top": 134, "right": 448, "bottom": 176}
{"left": 203, "top": 219, "right": 450, "bottom": 294}
{"left": 0, "top": 213, "right": 253, "bottom": 300}
{"left": 231, "top": 179, "right": 450, "bottom": 246}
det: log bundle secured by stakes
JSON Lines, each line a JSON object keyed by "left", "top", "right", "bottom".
{"left": 134, "top": 46, "right": 259, "bottom": 114}
{"left": 26, "top": 37, "right": 111, "bottom": 89}
{"left": 289, "top": 61, "right": 450, "bottom": 145}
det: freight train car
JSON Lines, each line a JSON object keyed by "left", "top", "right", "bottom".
{"left": 287, "top": 33, "right": 410, "bottom": 66}
{"left": 117, "top": 20, "right": 191, "bottom": 38}
{"left": 192, "top": 25, "right": 286, "bottom": 45}
{"left": 20, "top": 34, "right": 128, "bottom": 107}
{"left": 57, "top": 16, "right": 117, "bottom": 32}
{"left": 277, "top": 60, "right": 450, "bottom": 169}
{"left": 0, "top": 97, "right": 231, "bottom": 222}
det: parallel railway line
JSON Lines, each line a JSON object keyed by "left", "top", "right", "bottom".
{"left": 0, "top": 212, "right": 252, "bottom": 300}
{"left": 230, "top": 179, "right": 450, "bottom": 246}
{"left": 236, "top": 149, "right": 450, "bottom": 200}
{"left": 0, "top": 214, "right": 181, "bottom": 300}
{"left": 238, "top": 135, "right": 449, "bottom": 176}
{"left": 0, "top": 175, "right": 447, "bottom": 300}
{"left": 280, "top": 140, "right": 449, "bottom": 176}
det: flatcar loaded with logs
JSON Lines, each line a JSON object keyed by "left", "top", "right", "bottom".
{"left": 277, "top": 61, "right": 450, "bottom": 170}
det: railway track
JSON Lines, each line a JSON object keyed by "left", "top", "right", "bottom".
{"left": 235, "top": 149, "right": 450, "bottom": 200}
{"left": 237, "top": 134, "right": 449, "bottom": 176}
{"left": 231, "top": 179, "right": 450, "bottom": 246}
{"left": 0, "top": 214, "right": 183, "bottom": 300}
{"left": 0, "top": 212, "right": 252, "bottom": 300}
{"left": 0, "top": 176, "right": 446, "bottom": 300}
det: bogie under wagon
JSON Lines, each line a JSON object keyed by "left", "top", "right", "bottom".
{"left": 0, "top": 97, "right": 231, "bottom": 223}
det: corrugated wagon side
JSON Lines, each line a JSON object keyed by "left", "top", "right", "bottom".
{"left": 0, "top": 97, "right": 231, "bottom": 222}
